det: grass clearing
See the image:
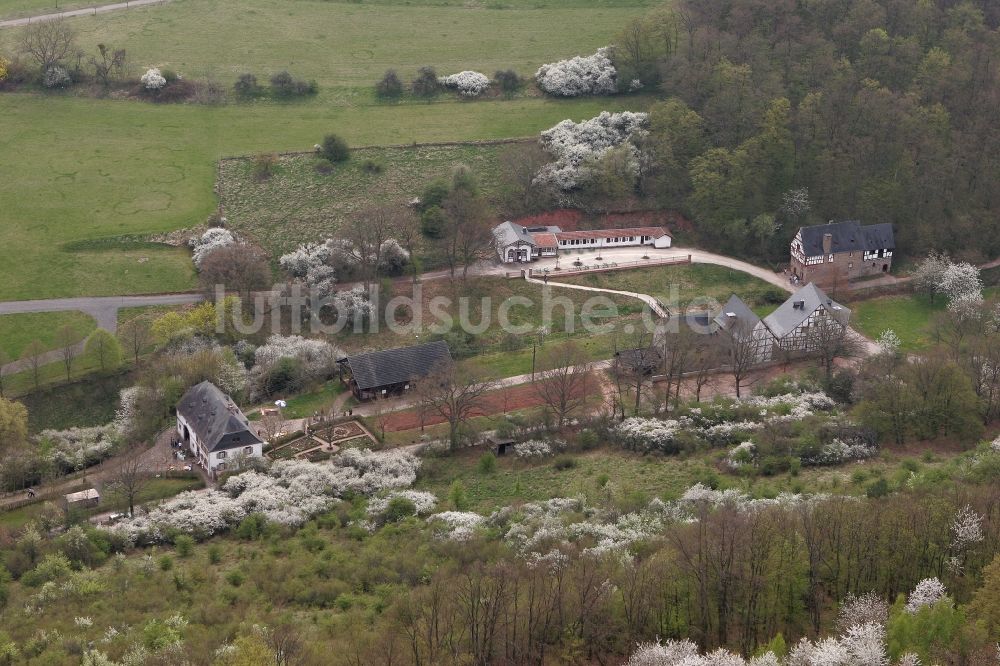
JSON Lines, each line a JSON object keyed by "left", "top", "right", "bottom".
{"left": 0, "top": 311, "right": 96, "bottom": 359}
{"left": 0, "top": 93, "right": 644, "bottom": 303}
{"left": 67, "top": 0, "right": 650, "bottom": 97}
{"left": 551, "top": 263, "right": 789, "bottom": 312}
{"left": 219, "top": 143, "right": 516, "bottom": 255}
{"left": 849, "top": 287, "right": 999, "bottom": 351}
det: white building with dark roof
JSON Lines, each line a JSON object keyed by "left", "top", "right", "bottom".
{"left": 176, "top": 381, "right": 263, "bottom": 474}
{"left": 790, "top": 220, "right": 894, "bottom": 286}
{"left": 762, "top": 282, "right": 851, "bottom": 353}
{"left": 493, "top": 221, "right": 671, "bottom": 264}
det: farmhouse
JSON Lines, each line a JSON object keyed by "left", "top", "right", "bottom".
{"left": 176, "top": 381, "right": 263, "bottom": 474}
{"left": 64, "top": 488, "right": 100, "bottom": 511}
{"left": 763, "top": 282, "right": 851, "bottom": 353}
{"left": 338, "top": 340, "right": 452, "bottom": 401}
{"left": 713, "top": 295, "right": 775, "bottom": 363}
{"left": 789, "top": 220, "right": 894, "bottom": 287}
{"left": 494, "top": 221, "right": 671, "bottom": 264}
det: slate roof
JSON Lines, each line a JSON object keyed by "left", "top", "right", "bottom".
{"left": 342, "top": 340, "right": 452, "bottom": 391}
{"left": 798, "top": 221, "right": 894, "bottom": 256}
{"left": 493, "top": 221, "right": 536, "bottom": 247}
{"left": 177, "top": 381, "right": 262, "bottom": 452}
{"left": 713, "top": 295, "right": 761, "bottom": 334}
{"left": 554, "top": 227, "right": 671, "bottom": 241}
{"left": 763, "top": 283, "right": 851, "bottom": 339}
{"left": 614, "top": 347, "right": 663, "bottom": 374}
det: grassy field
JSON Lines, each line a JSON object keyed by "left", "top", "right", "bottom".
{"left": 219, "top": 143, "right": 518, "bottom": 255}
{"left": 849, "top": 287, "right": 999, "bottom": 351}
{"left": 414, "top": 443, "right": 964, "bottom": 513}
{"left": 0, "top": 311, "right": 96, "bottom": 359}
{"left": 0, "top": 93, "right": 644, "bottom": 302}
{"left": 552, "top": 263, "right": 789, "bottom": 313}
{"left": 64, "top": 0, "right": 650, "bottom": 97}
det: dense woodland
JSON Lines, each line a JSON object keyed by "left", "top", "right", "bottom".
{"left": 607, "top": 0, "right": 1000, "bottom": 262}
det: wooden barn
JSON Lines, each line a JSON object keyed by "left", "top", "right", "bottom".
{"left": 338, "top": 340, "right": 452, "bottom": 401}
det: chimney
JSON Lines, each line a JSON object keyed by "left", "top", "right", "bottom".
{"left": 822, "top": 233, "right": 833, "bottom": 255}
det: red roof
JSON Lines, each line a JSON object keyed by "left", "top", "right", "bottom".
{"left": 554, "top": 226, "right": 671, "bottom": 241}
{"left": 530, "top": 232, "right": 558, "bottom": 247}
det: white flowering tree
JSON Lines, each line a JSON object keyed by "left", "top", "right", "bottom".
{"left": 534, "top": 111, "right": 648, "bottom": 191}
{"left": 903, "top": 578, "right": 948, "bottom": 614}
{"left": 535, "top": 48, "right": 617, "bottom": 97}
{"left": 439, "top": 71, "right": 490, "bottom": 97}
{"left": 141, "top": 67, "right": 167, "bottom": 90}
{"left": 190, "top": 228, "right": 236, "bottom": 268}
{"left": 250, "top": 334, "right": 342, "bottom": 395}
{"left": 941, "top": 261, "right": 983, "bottom": 314}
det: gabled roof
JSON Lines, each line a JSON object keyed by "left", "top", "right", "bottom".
{"left": 493, "top": 221, "right": 536, "bottom": 247}
{"left": 554, "top": 226, "right": 671, "bottom": 241}
{"left": 713, "top": 295, "right": 761, "bottom": 334}
{"left": 763, "top": 283, "right": 851, "bottom": 339}
{"left": 177, "top": 381, "right": 262, "bottom": 452}
{"left": 798, "top": 221, "right": 894, "bottom": 256}
{"left": 342, "top": 340, "right": 452, "bottom": 391}
{"left": 530, "top": 232, "right": 559, "bottom": 248}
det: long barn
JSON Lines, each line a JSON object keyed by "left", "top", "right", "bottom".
{"left": 338, "top": 340, "right": 452, "bottom": 401}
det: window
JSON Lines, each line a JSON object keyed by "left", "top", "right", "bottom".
{"left": 848, "top": 262, "right": 853, "bottom": 269}
{"left": 828, "top": 254, "right": 834, "bottom": 262}
{"left": 218, "top": 451, "right": 227, "bottom": 459}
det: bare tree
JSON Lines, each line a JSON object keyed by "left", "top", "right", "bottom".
{"left": 197, "top": 244, "right": 272, "bottom": 303}
{"left": 804, "top": 314, "right": 864, "bottom": 379}
{"left": 345, "top": 205, "right": 402, "bottom": 290}
{"left": 612, "top": 327, "right": 658, "bottom": 415}
{"left": 414, "top": 359, "right": 497, "bottom": 450}
{"left": 107, "top": 457, "right": 150, "bottom": 517}
{"left": 118, "top": 318, "right": 153, "bottom": 366}
{"left": 267, "top": 623, "right": 306, "bottom": 666}
{"left": 657, "top": 322, "right": 699, "bottom": 412}
{"left": 88, "top": 43, "right": 127, "bottom": 87}
{"left": 55, "top": 324, "right": 77, "bottom": 381}
{"left": 498, "top": 142, "right": 551, "bottom": 217}
{"left": 392, "top": 207, "right": 423, "bottom": 283}
{"left": 723, "top": 320, "right": 763, "bottom": 398}
{"left": 533, "top": 341, "right": 595, "bottom": 428}
{"left": 258, "top": 408, "right": 287, "bottom": 444}
{"left": 21, "top": 339, "right": 46, "bottom": 391}
{"left": 19, "top": 19, "right": 77, "bottom": 72}
{"left": 442, "top": 189, "right": 494, "bottom": 279}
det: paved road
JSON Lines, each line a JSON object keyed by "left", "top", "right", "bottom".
{"left": 0, "top": 0, "right": 169, "bottom": 28}
{"left": 0, "top": 293, "right": 203, "bottom": 375}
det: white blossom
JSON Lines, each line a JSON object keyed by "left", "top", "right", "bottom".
{"left": 190, "top": 228, "right": 235, "bottom": 268}
{"left": 535, "top": 111, "right": 648, "bottom": 191}
{"left": 904, "top": 578, "right": 948, "bottom": 614}
{"left": 252, "top": 334, "right": 342, "bottom": 383}
{"left": 941, "top": 262, "right": 983, "bottom": 306}
{"left": 367, "top": 490, "right": 438, "bottom": 517}
{"left": 837, "top": 592, "right": 888, "bottom": 632}
{"left": 439, "top": 70, "right": 490, "bottom": 97}
{"left": 427, "top": 511, "right": 484, "bottom": 541}
{"left": 535, "top": 47, "right": 617, "bottom": 97}
{"left": 950, "top": 504, "right": 984, "bottom": 551}
{"left": 513, "top": 439, "right": 555, "bottom": 458}
{"left": 876, "top": 329, "right": 901, "bottom": 354}
{"left": 141, "top": 67, "right": 167, "bottom": 90}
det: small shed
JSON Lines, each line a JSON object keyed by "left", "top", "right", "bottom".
{"left": 64, "top": 488, "right": 100, "bottom": 511}
{"left": 338, "top": 340, "right": 452, "bottom": 401}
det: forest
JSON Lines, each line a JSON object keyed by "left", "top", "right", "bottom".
{"left": 609, "top": 0, "right": 1000, "bottom": 262}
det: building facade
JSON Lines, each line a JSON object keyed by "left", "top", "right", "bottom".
{"left": 763, "top": 283, "right": 851, "bottom": 354}
{"left": 790, "top": 221, "right": 894, "bottom": 287}
{"left": 176, "top": 381, "right": 263, "bottom": 474}
{"left": 494, "top": 221, "right": 671, "bottom": 264}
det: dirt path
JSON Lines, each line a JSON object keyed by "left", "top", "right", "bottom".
{"left": 0, "top": 0, "right": 169, "bottom": 28}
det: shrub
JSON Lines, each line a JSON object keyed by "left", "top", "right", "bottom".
{"left": 225, "top": 569, "right": 245, "bottom": 587}
{"left": 477, "top": 452, "right": 497, "bottom": 475}
{"left": 553, "top": 455, "right": 577, "bottom": 471}
{"left": 42, "top": 65, "right": 70, "bottom": 88}
{"left": 173, "top": 534, "right": 194, "bottom": 558}
{"left": 312, "top": 158, "right": 334, "bottom": 175}
{"left": 375, "top": 69, "right": 403, "bottom": 99}
{"left": 420, "top": 206, "right": 446, "bottom": 238}
{"left": 381, "top": 496, "right": 417, "bottom": 523}
{"left": 0, "top": 57, "right": 8, "bottom": 83}
{"left": 269, "top": 70, "right": 317, "bottom": 98}
{"left": 494, "top": 69, "right": 521, "bottom": 96}
{"left": 448, "top": 480, "right": 468, "bottom": 510}
{"left": 158, "top": 555, "right": 173, "bottom": 571}
{"left": 535, "top": 47, "right": 617, "bottom": 97}
{"left": 320, "top": 134, "right": 350, "bottom": 163}
{"left": 236, "top": 513, "right": 268, "bottom": 540}
{"left": 865, "top": 478, "right": 890, "bottom": 498}
{"left": 140, "top": 67, "right": 166, "bottom": 91}
{"left": 535, "top": 111, "right": 648, "bottom": 191}
{"left": 439, "top": 70, "right": 490, "bottom": 97}
{"left": 411, "top": 66, "right": 440, "bottom": 98}
{"left": 251, "top": 153, "right": 278, "bottom": 181}
{"left": 234, "top": 73, "right": 260, "bottom": 98}
{"left": 207, "top": 545, "right": 222, "bottom": 564}
{"left": 360, "top": 158, "right": 384, "bottom": 174}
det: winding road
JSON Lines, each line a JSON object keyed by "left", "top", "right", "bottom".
{"left": 0, "top": 0, "right": 169, "bottom": 29}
